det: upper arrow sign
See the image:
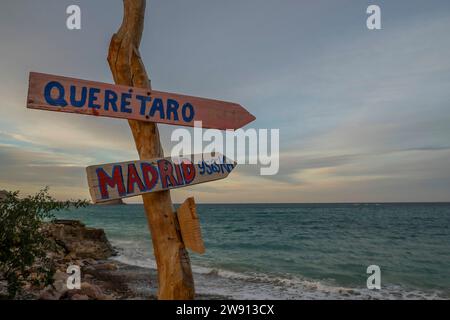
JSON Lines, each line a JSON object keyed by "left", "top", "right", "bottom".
{"left": 27, "top": 72, "right": 255, "bottom": 130}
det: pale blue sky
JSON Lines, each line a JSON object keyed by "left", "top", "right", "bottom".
{"left": 1, "top": 0, "right": 450, "bottom": 202}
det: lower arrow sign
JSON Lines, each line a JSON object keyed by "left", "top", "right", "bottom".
{"left": 86, "top": 153, "right": 236, "bottom": 203}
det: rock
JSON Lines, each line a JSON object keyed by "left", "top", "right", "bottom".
{"left": 95, "top": 199, "right": 126, "bottom": 206}
{"left": 43, "top": 220, "right": 116, "bottom": 260}
{"left": 53, "top": 280, "right": 67, "bottom": 293}
{"left": 53, "top": 270, "right": 69, "bottom": 282}
{"left": 64, "top": 282, "right": 108, "bottom": 300}
{"left": 38, "top": 280, "right": 68, "bottom": 300}
{"left": 83, "top": 265, "right": 97, "bottom": 274}
{"left": 0, "top": 190, "right": 7, "bottom": 201}
{"left": 71, "top": 294, "right": 89, "bottom": 300}
{"left": 39, "top": 289, "right": 59, "bottom": 300}
{"left": 6, "top": 218, "right": 143, "bottom": 300}
{"left": 93, "top": 263, "right": 118, "bottom": 271}
{"left": 52, "top": 220, "right": 86, "bottom": 227}
{"left": 83, "top": 258, "right": 97, "bottom": 265}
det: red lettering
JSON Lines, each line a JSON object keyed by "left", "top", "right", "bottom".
{"left": 157, "top": 159, "right": 178, "bottom": 189}
{"left": 141, "top": 163, "right": 158, "bottom": 191}
{"left": 97, "top": 166, "right": 126, "bottom": 199}
{"left": 127, "top": 163, "right": 145, "bottom": 194}
{"left": 181, "top": 161, "right": 196, "bottom": 184}
{"left": 174, "top": 164, "right": 184, "bottom": 186}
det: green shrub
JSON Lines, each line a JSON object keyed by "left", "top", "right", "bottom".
{"left": 0, "top": 188, "right": 88, "bottom": 298}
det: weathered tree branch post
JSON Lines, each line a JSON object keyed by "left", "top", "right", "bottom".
{"left": 107, "top": 0, "right": 195, "bottom": 299}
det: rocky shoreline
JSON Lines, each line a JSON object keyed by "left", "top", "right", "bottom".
{"left": 1, "top": 219, "right": 151, "bottom": 300}
{"left": 1, "top": 219, "right": 224, "bottom": 300}
{"left": 0, "top": 219, "right": 152, "bottom": 299}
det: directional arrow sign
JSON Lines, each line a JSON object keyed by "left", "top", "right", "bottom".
{"left": 27, "top": 72, "right": 255, "bottom": 130}
{"left": 86, "top": 153, "right": 236, "bottom": 203}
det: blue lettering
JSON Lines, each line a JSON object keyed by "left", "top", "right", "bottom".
{"left": 88, "top": 87, "right": 101, "bottom": 109}
{"left": 104, "top": 90, "right": 118, "bottom": 112}
{"left": 181, "top": 103, "right": 195, "bottom": 122}
{"left": 136, "top": 95, "right": 151, "bottom": 115}
{"left": 149, "top": 98, "right": 165, "bottom": 119}
{"left": 198, "top": 161, "right": 206, "bottom": 175}
{"left": 121, "top": 93, "right": 132, "bottom": 113}
{"left": 205, "top": 162, "right": 213, "bottom": 174}
{"left": 70, "top": 86, "right": 87, "bottom": 108}
{"left": 166, "top": 99, "right": 179, "bottom": 121}
{"left": 44, "top": 81, "right": 67, "bottom": 107}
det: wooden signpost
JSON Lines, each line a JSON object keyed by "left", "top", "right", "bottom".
{"left": 26, "top": 0, "right": 255, "bottom": 300}
{"left": 27, "top": 72, "right": 255, "bottom": 130}
{"left": 86, "top": 153, "right": 236, "bottom": 203}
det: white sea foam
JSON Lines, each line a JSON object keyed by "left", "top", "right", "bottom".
{"left": 110, "top": 241, "right": 447, "bottom": 300}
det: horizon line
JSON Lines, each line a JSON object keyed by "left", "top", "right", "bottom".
{"left": 120, "top": 201, "right": 450, "bottom": 205}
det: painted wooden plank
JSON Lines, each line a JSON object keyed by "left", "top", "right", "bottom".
{"left": 27, "top": 72, "right": 255, "bottom": 130}
{"left": 176, "top": 197, "right": 205, "bottom": 254}
{"left": 86, "top": 153, "right": 236, "bottom": 203}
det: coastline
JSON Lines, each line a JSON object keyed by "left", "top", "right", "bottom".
{"left": 2, "top": 215, "right": 448, "bottom": 300}
{"left": 81, "top": 259, "right": 229, "bottom": 300}
{"left": 111, "top": 256, "right": 448, "bottom": 300}
{"left": 52, "top": 203, "right": 450, "bottom": 301}
{"left": 0, "top": 219, "right": 228, "bottom": 300}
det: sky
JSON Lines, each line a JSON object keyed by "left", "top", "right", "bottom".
{"left": 1, "top": 0, "right": 450, "bottom": 203}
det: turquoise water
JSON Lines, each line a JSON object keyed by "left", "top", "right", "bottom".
{"left": 57, "top": 203, "right": 450, "bottom": 299}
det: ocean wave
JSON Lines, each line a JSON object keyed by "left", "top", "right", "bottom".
{"left": 110, "top": 243, "right": 447, "bottom": 300}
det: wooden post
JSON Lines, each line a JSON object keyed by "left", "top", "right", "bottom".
{"left": 107, "top": 0, "right": 195, "bottom": 300}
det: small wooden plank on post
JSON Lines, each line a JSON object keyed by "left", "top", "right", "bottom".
{"left": 176, "top": 198, "right": 205, "bottom": 254}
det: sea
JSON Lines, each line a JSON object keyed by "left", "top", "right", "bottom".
{"left": 56, "top": 203, "right": 450, "bottom": 300}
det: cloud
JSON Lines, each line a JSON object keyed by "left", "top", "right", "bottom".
{"left": 1, "top": 1, "right": 450, "bottom": 202}
{"left": 0, "top": 143, "right": 89, "bottom": 199}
